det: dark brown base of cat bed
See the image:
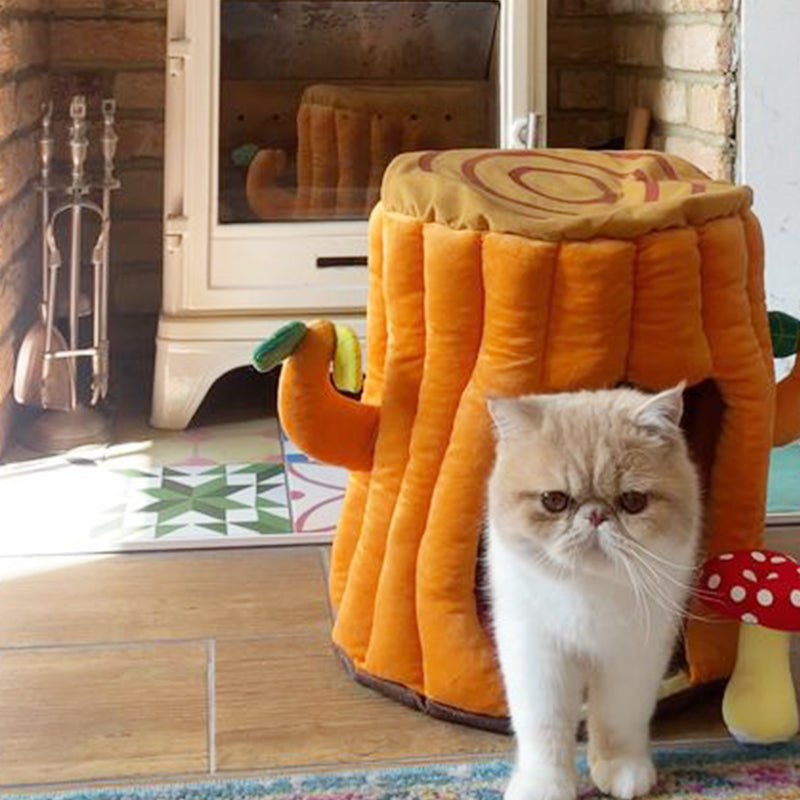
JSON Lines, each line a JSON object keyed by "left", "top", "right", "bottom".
{"left": 333, "top": 644, "right": 722, "bottom": 736}
{"left": 333, "top": 644, "right": 512, "bottom": 733}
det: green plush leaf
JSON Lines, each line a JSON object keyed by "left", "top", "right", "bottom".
{"left": 769, "top": 311, "right": 800, "bottom": 358}
{"left": 252, "top": 321, "right": 308, "bottom": 373}
{"left": 232, "top": 143, "right": 260, "bottom": 167}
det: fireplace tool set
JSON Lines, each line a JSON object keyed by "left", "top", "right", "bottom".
{"left": 13, "top": 95, "right": 120, "bottom": 452}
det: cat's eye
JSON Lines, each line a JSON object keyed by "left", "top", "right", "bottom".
{"left": 618, "top": 491, "right": 648, "bottom": 514}
{"left": 541, "top": 491, "right": 570, "bottom": 513}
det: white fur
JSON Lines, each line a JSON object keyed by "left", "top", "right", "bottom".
{"left": 487, "top": 387, "right": 700, "bottom": 800}
{"left": 489, "top": 532, "right": 693, "bottom": 799}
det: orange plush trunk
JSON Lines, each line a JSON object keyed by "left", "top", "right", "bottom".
{"left": 276, "top": 149, "right": 797, "bottom": 728}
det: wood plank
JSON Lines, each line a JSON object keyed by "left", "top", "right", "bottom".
{"left": 214, "top": 634, "right": 512, "bottom": 771}
{"left": 0, "top": 548, "right": 329, "bottom": 648}
{"left": 0, "top": 642, "right": 208, "bottom": 785}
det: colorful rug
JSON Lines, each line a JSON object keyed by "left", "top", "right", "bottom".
{"left": 4, "top": 742, "right": 800, "bottom": 800}
{"left": 0, "top": 413, "right": 795, "bottom": 556}
{"left": 281, "top": 428, "right": 349, "bottom": 536}
{"left": 0, "top": 417, "right": 347, "bottom": 555}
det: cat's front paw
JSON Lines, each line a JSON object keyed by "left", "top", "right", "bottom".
{"left": 590, "top": 755, "right": 656, "bottom": 799}
{"left": 504, "top": 765, "right": 576, "bottom": 800}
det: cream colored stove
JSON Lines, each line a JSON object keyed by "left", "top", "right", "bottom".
{"left": 152, "top": 0, "right": 547, "bottom": 429}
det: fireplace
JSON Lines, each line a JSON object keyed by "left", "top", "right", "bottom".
{"left": 152, "top": 0, "right": 547, "bottom": 430}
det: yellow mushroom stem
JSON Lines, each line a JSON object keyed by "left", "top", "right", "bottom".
{"left": 722, "top": 623, "right": 799, "bottom": 744}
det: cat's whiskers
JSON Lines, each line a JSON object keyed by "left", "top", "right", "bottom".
{"left": 617, "top": 556, "right": 688, "bottom": 629}
{"left": 610, "top": 546, "right": 652, "bottom": 644}
{"left": 611, "top": 537, "right": 722, "bottom": 625}
{"left": 630, "top": 549, "right": 719, "bottom": 608}
{"left": 611, "top": 522, "right": 718, "bottom": 605}
{"left": 631, "top": 563, "right": 691, "bottom": 627}
{"left": 619, "top": 532, "right": 701, "bottom": 574}
{"left": 548, "top": 527, "right": 588, "bottom": 567}
{"left": 604, "top": 542, "right": 677, "bottom": 630}
{"left": 517, "top": 536, "right": 573, "bottom": 579}
{"left": 604, "top": 529, "right": 688, "bottom": 606}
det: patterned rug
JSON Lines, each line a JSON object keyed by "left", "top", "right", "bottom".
{"left": 4, "top": 742, "right": 800, "bottom": 800}
{"left": 92, "top": 463, "right": 292, "bottom": 540}
{"left": 0, "top": 414, "right": 795, "bottom": 555}
{"left": 0, "top": 417, "right": 347, "bottom": 555}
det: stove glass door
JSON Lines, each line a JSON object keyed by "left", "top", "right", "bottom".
{"left": 218, "top": 0, "right": 500, "bottom": 224}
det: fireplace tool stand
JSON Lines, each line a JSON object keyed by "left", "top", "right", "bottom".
{"left": 18, "top": 96, "right": 119, "bottom": 453}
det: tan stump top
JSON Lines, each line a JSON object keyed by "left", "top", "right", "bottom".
{"left": 381, "top": 149, "right": 752, "bottom": 241}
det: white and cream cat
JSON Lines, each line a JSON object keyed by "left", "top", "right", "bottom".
{"left": 487, "top": 385, "right": 701, "bottom": 800}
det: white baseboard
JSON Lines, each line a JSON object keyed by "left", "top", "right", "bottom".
{"left": 767, "top": 513, "right": 800, "bottom": 527}
{"left": 765, "top": 522, "right": 800, "bottom": 559}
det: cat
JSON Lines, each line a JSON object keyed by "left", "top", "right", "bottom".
{"left": 487, "top": 384, "right": 701, "bottom": 800}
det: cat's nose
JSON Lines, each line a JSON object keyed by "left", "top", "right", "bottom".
{"left": 588, "top": 508, "right": 607, "bottom": 527}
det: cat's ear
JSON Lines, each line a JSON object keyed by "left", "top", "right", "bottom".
{"left": 634, "top": 382, "right": 685, "bottom": 440}
{"left": 487, "top": 395, "right": 542, "bottom": 439}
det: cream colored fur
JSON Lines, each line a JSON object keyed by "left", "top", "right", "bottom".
{"left": 487, "top": 386, "right": 701, "bottom": 800}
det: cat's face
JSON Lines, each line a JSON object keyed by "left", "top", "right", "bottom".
{"left": 487, "top": 386, "right": 701, "bottom": 578}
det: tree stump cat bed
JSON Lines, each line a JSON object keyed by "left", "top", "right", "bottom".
{"left": 272, "top": 149, "right": 800, "bottom": 731}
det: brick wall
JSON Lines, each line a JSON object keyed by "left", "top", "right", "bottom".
{"left": 548, "top": 2, "right": 616, "bottom": 148}
{"left": 549, "top": 0, "right": 737, "bottom": 180}
{"left": 0, "top": 0, "right": 50, "bottom": 452}
{"left": 49, "top": 0, "right": 165, "bottom": 409}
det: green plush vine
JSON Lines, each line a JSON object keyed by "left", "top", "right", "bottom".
{"left": 252, "top": 321, "right": 308, "bottom": 373}
{"left": 769, "top": 311, "right": 800, "bottom": 359}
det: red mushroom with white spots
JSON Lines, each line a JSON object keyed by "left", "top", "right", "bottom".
{"left": 700, "top": 548, "right": 800, "bottom": 743}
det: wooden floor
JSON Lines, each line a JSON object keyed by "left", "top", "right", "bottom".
{"left": 0, "top": 544, "right": 756, "bottom": 793}
{"left": 3, "top": 373, "right": 798, "bottom": 793}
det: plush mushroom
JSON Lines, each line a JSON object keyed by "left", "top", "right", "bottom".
{"left": 700, "top": 549, "right": 800, "bottom": 743}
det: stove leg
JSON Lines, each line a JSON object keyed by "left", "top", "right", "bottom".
{"left": 150, "top": 335, "right": 255, "bottom": 430}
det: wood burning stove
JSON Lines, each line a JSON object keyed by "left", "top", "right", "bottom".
{"left": 152, "top": 0, "right": 546, "bottom": 429}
